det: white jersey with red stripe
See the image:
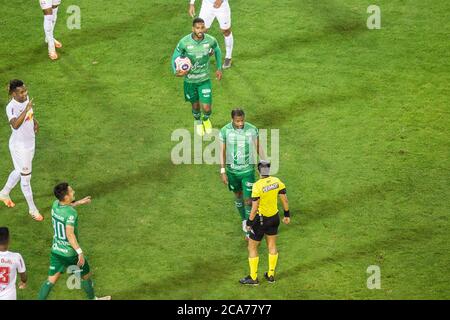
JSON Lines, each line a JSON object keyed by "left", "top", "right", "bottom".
{"left": 0, "top": 251, "right": 26, "bottom": 300}
{"left": 6, "top": 98, "right": 35, "bottom": 150}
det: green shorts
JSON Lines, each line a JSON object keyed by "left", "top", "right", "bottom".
{"left": 184, "top": 79, "right": 212, "bottom": 105}
{"left": 227, "top": 170, "right": 256, "bottom": 199}
{"left": 48, "top": 252, "right": 91, "bottom": 277}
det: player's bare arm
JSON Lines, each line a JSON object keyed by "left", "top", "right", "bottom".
{"left": 279, "top": 193, "right": 290, "bottom": 224}
{"left": 214, "top": 0, "right": 224, "bottom": 9}
{"left": 176, "top": 69, "right": 189, "bottom": 77}
{"left": 219, "top": 141, "right": 228, "bottom": 185}
{"left": 213, "top": 45, "right": 223, "bottom": 80}
{"left": 247, "top": 198, "right": 260, "bottom": 231}
{"left": 255, "top": 136, "right": 267, "bottom": 161}
{"left": 18, "top": 271, "right": 27, "bottom": 289}
{"left": 66, "top": 225, "right": 85, "bottom": 267}
{"left": 33, "top": 118, "right": 39, "bottom": 133}
{"left": 189, "top": 1, "right": 195, "bottom": 17}
{"left": 71, "top": 196, "right": 92, "bottom": 207}
{"left": 9, "top": 98, "right": 33, "bottom": 130}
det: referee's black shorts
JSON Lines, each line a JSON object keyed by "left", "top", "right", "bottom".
{"left": 249, "top": 213, "right": 280, "bottom": 242}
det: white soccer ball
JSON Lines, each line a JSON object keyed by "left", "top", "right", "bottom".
{"left": 175, "top": 56, "right": 192, "bottom": 72}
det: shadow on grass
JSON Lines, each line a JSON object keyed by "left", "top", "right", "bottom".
{"left": 277, "top": 224, "right": 435, "bottom": 282}
{"left": 111, "top": 257, "right": 233, "bottom": 299}
{"left": 0, "top": 3, "right": 178, "bottom": 74}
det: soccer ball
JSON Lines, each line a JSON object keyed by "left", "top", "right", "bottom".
{"left": 175, "top": 56, "right": 192, "bottom": 72}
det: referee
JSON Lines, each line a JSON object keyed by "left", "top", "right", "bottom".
{"left": 239, "top": 160, "right": 290, "bottom": 285}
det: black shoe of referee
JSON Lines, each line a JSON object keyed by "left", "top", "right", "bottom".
{"left": 239, "top": 275, "right": 259, "bottom": 285}
{"left": 264, "top": 272, "right": 275, "bottom": 283}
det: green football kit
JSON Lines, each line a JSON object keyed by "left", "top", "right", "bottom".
{"left": 172, "top": 33, "right": 222, "bottom": 106}
{"left": 48, "top": 200, "right": 90, "bottom": 277}
{"left": 219, "top": 122, "right": 259, "bottom": 225}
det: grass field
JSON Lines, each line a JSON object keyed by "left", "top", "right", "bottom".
{"left": 0, "top": 0, "right": 449, "bottom": 300}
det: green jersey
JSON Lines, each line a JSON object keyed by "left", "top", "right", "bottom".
{"left": 172, "top": 33, "right": 222, "bottom": 83}
{"left": 219, "top": 122, "right": 259, "bottom": 174}
{"left": 50, "top": 200, "right": 79, "bottom": 257}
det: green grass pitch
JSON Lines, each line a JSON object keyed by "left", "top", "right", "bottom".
{"left": 0, "top": 0, "right": 449, "bottom": 299}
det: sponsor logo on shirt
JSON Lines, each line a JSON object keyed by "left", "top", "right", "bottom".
{"left": 262, "top": 183, "right": 279, "bottom": 193}
{"left": 0, "top": 258, "right": 13, "bottom": 265}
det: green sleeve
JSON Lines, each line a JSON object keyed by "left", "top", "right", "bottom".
{"left": 219, "top": 127, "right": 226, "bottom": 142}
{"left": 212, "top": 39, "right": 222, "bottom": 71}
{"left": 66, "top": 208, "right": 78, "bottom": 226}
{"left": 171, "top": 41, "right": 185, "bottom": 74}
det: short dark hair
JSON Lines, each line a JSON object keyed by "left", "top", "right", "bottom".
{"left": 231, "top": 108, "right": 245, "bottom": 119}
{"left": 258, "top": 160, "right": 271, "bottom": 176}
{"left": 193, "top": 17, "right": 205, "bottom": 26}
{"left": 8, "top": 79, "right": 24, "bottom": 94}
{"left": 0, "top": 227, "right": 10, "bottom": 245}
{"left": 54, "top": 182, "right": 70, "bottom": 201}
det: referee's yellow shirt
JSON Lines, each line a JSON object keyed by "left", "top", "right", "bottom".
{"left": 251, "top": 176, "right": 286, "bottom": 217}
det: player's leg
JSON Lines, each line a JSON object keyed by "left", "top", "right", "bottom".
{"left": 17, "top": 149, "right": 42, "bottom": 221}
{"left": 51, "top": 0, "right": 62, "bottom": 48}
{"left": 226, "top": 172, "right": 246, "bottom": 233}
{"left": 216, "top": 2, "right": 233, "bottom": 68}
{"left": 38, "top": 253, "right": 65, "bottom": 300}
{"left": 198, "top": 0, "right": 215, "bottom": 31}
{"left": 264, "top": 215, "right": 281, "bottom": 282}
{"left": 80, "top": 259, "right": 111, "bottom": 300}
{"left": 198, "top": 80, "right": 213, "bottom": 134}
{"left": 78, "top": 258, "right": 96, "bottom": 300}
{"left": 39, "top": 0, "right": 58, "bottom": 60}
{"left": 0, "top": 165, "right": 20, "bottom": 207}
{"left": 184, "top": 81, "right": 204, "bottom": 136}
{"left": 233, "top": 190, "right": 247, "bottom": 231}
{"left": 37, "top": 273, "right": 61, "bottom": 300}
{"left": 241, "top": 171, "right": 256, "bottom": 233}
{"left": 240, "top": 236, "right": 261, "bottom": 285}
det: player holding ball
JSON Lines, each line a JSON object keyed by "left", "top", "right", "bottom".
{"left": 172, "top": 18, "right": 223, "bottom": 136}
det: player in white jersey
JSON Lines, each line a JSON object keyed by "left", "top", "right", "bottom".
{"left": 0, "top": 227, "right": 27, "bottom": 300}
{"left": 0, "top": 80, "right": 43, "bottom": 221}
{"left": 39, "top": 0, "right": 63, "bottom": 60}
{"left": 189, "top": 0, "right": 234, "bottom": 69}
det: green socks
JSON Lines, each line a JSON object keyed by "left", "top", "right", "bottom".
{"left": 38, "top": 281, "right": 54, "bottom": 300}
{"left": 81, "top": 278, "right": 96, "bottom": 300}
{"left": 244, "top": 204, "right": 251, "bottom": 221}
{"left": 38, "top": 278, "right": 96, "bottom": 300}
{"left": 202, "top": 110, "right": 212, "bottom": 121}
{"left": 192, "top": 109, "right": 201, "bottom": 121}
{"left": 235, "top": 198, "right": 246, "bottom": 221}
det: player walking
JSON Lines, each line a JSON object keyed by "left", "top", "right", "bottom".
{"left": 172, "top": 17, "right": 223, "bottom": 136}
{"left": 0, "top": 80, "right": 43, "bottom": 221}
{"left": 219, "top": 108, "right": 263, "bottom": 239}
{"left": 39, "top": 0, "right": 62, "bottom": 60}
{"left": 188, "top": 0, "right": 234, "bottom": 69}
{"left": 240, "top": 161, "right": 291, "bottom": 285}
{"left": 0, "top": 227, "right": 27, "bottom": 300}
{"left": 38, "top": 183, "right": 111, "bottom": 300}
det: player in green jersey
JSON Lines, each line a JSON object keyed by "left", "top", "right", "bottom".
{"left": 172, "top": 17, "right": 223, "bottom": 136}
{"left": 38, "top": 182, "right": 110, "bottom": 300}
{"left": 219, "top": 108, "right": 265, "bottom": 240}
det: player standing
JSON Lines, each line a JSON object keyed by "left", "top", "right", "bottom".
{"left": 0, "top": 80, "right": 43, "bottom": 222}
{"left": 219, "top": 108, "right": 264, "bottom": 239}
{"left": 172, "top": 18, "right": 223, "bottom": 136}
{"left": 39, "top": 0, "right": 63, "bottom": 60}
{"left": 0, "top": 227, "right": 27, "bottom": 300}
{"left": 38, "top": 183, "right": 111, "bottom": 300}
{"left": 188, "top": 0, "right": 234, "bottom": 69}
{"left": 240, "top": 161, "right": 291, "bottom": 285}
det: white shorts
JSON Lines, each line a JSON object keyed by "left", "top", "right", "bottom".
{"left": 0, "top": 290, "right": 17, "bottom": 300}
{"left": 199, "top": 1, "right": 231, "bottom": 30}
{"left": 39, "top": 0, "right": 61, "bottom": 10}
{"left": 9, "top": 145, "right": 35, "bottom": 175}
